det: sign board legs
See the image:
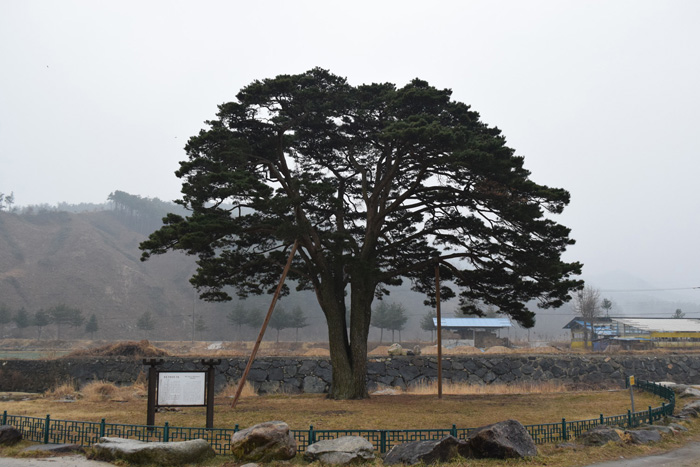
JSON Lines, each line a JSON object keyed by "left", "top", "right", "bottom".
{"left": 144, "top": 359, "right": 164, "bottom": 428}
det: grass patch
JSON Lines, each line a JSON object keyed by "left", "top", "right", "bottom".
{"left": 81, "top": 380, "right": 147, "bottom": 402}
{"left": 63, "top": 340, "right": 170, "bottom": 358}
{"left": 407, "top": 380, "right": 568, "bottom": 395}
{"left": 216, "top": 380, "right": 257, "bottom": 399}
{"left": 2, "top": 386, "right": 662, "bottom": 432}
{"left": 45, "top": 379, "right": 78, "bottom": 400}
{"left": 0, "top": 384, "right": 696, "bottom": 467}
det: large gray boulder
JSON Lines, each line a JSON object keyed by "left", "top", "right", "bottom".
{"left": 640, "top": 425, "right": 677, "bottom": 435}
{"left": 576, "top": 425, "right": 622, "bottom": 446}
{"left": 230, "top": 421, "right": 297, "bottom": 462}
{"left": 679, "top": 400, "right": 700, "bottom": 418}
{"left": 304, "top": 436, "right": 374, "bottom": 465}
{"left": 383, "top": 435, "right": 468, "bottom": 465}
{"left": 626, "top": 429, "right": 662, "bottom": 444}
{"left": 90, "top": 437, "right": 215, "bottom": 465}
{"left": 0, "top": 425, "right": 22, "bottom": 446}
{"left": 465, "top": 419, "right": 537, "bottom": 459}
{"left": 680, "top": 387, "right": 700, "bottom": 398}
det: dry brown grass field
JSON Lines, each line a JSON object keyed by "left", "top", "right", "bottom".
{"left": 0, "top": 380, "right": 666, "bottom": 431}
{"left": 1, "top": 382, "right": 699, "bottom": 467}
{"left": 2, "top": 340, "right": 700, "bottom": 466}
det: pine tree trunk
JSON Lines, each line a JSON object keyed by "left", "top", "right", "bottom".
{"left": 319, "top": 273, "right": 373, "bottom": 400}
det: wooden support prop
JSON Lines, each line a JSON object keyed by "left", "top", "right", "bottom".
{"left": 435, "top": 263, "right": 443, "bottom": 399}
{"left": 231, "top": 241, "right": 298, "bottom": 408}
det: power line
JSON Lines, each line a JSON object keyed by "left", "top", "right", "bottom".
{"left": 601, "top": 287, "right": 700, "bottom": 293}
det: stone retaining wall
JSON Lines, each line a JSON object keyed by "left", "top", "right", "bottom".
{"left": 2, "top": 354, "right": 699, "bottom": 393}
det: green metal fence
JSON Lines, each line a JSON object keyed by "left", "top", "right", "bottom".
{"left": 1, "top": 380, "right": 676, "bottom": 455}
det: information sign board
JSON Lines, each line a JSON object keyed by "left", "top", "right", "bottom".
{"left": 157, "top": 372, "right": 206, "bottom": 406}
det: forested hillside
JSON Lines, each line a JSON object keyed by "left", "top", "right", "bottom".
{"left": 0, "top": 193, "right": 328, "bottom": 341}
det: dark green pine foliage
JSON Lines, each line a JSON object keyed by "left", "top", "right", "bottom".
{"left": 0, "top": 304, "right": 12, "bottom": 336}
{"left": 85, "top": 314, "right": 99, "bottom": 338}
{"left": 227, "top": 304, "right": 249, "bottom": 339}
{"left": 268, "top": 307, "right": 292, "bottom": 342}
{"left": 14, "top": 307, "right": 32, "bottom": 334}
{"left": 136, "top": 311, "right": 155, "bottom": 338}
{"left": 420, "top": 310, "right": 437, "bottom": 341}
{"left": 34, "top": 310, "right": 50, "bottom": 340}
{"left": 370, "top": 301, "right": 391, "bottom": 343}
{"left": 48, "top": 305, "right": 84, "bottom": 340}
{"left": 140, "top": 68, "right": 582, "bottom": 399}
{"left": 289, "top": 306, "right": 308, "bottom": 342}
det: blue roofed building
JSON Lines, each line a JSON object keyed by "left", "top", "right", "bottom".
{"left": 432, "top": 317, "right": 512, "bottom": 347}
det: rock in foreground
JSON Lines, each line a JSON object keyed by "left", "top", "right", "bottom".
{"left": 383, "top": 435, "right": 468, "bottom": 465}
{"left": 466, "top": 419, "right": 537, "bottom": 459}
{"left": 0, "top": 425, "right": 22, "bottom": 446}
{"left": 230, "top": 420, "right": 297, "bottom": 462}
{"left": 576, "top": 425, "right": 622, "bottom": 446}
{"left": 304, "top": 436, "right": 375, "bottom": 465}
{"left": 90, "top": 437, "right": 214, "bottom": 465}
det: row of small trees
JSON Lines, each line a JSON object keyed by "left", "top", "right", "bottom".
{"left": 226, "top": 305, "right": 309, "bottom": 342}
{"left": 371, "top": 302, "right": 408, "bottom": 342}
{"left": 0, "top": 304, "right": 98, "bottom": 339}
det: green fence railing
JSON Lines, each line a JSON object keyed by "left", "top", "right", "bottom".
{"left": 1, "top": 380, "right": 676, "bottom": 455}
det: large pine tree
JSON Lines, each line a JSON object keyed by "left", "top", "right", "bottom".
{"left": 140, "top": 68, "right": 582, "bottom": 399}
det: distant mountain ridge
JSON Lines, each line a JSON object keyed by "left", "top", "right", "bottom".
{"left": 3, "top": 198, "right": 696, "bottom": 343}
{"left": 0, "top": 207, "right": 233, "bottom": 340}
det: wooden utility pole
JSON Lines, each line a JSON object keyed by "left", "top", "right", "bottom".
{"left": 231, "top": 241, "right": 298, "bottom": 408}
{"left": 435, "top": 264, "right": 443, "bottom": 399}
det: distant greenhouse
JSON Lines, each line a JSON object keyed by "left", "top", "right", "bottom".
{"left": 564, "top": 317, "right": 700, "bottom": 350}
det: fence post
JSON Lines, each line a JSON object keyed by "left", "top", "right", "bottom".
{"left": 163, "top": 422, "right": 169, "bottom": 443}
{"left": 309, "top": 425, "right": 315, "bottom": 446}
{"left": 600, "top": 413, "right": 604, "bottom": 425}
{"left": 627, "top": 410, "right": 632, "bottom": 428}
{"left": 451, "top": 424, "right": 457, "bottom": 437}
{"left": 562, "top": 418, "right": 567, "bottom": 441}
{"left": 662, "top": 402, "right": 666, "bottom": 416}
{"left": 234, "top": 424, "right": 239, "bottom": 433}
{"left": 100, "top": 418, "right": 106, "bottom": 438}
{"left": 648, "top": 406, "right": 653, "bottom": 425}
{"left": 2, "top": 411, "right": 6, "bottom": 425}
{"left": 380, "top": 430, "right": 387, "bottom": 454}
{"left": 44, "top": 415, "right": 50, "bottom": 444}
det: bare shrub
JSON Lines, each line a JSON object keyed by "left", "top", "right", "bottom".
{"left": 45, "top": 380, "right": 78, "bottom": 399}
{"left": 81, "top": 380, "right": 146, "bottom": 402}
{"left": 81, "top": 381, "right": 118, "bottom": 402}
{"left": 63, "top": 340, "right": 169, "bottom": 358}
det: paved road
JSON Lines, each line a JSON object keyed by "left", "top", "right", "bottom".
{"left": 0, "top": 455, "right": 113, "bottom": 466}
{"left": 3, "top": 443, "right": 700, "bottom": 466}
{"left": 584, "top": 441, "right": 700, "bottom": 467}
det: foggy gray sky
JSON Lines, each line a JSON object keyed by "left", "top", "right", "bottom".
{"left": 2, "top": 1, "right": 700, "bottom": 293}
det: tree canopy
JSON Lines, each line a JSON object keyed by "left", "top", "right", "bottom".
{"left": 140, "top": 68, "right": 582, "bottom": 398}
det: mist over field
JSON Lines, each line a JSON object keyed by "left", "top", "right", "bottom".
{"left": 1, "top": 193, "right": 698, "bottom": 345}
